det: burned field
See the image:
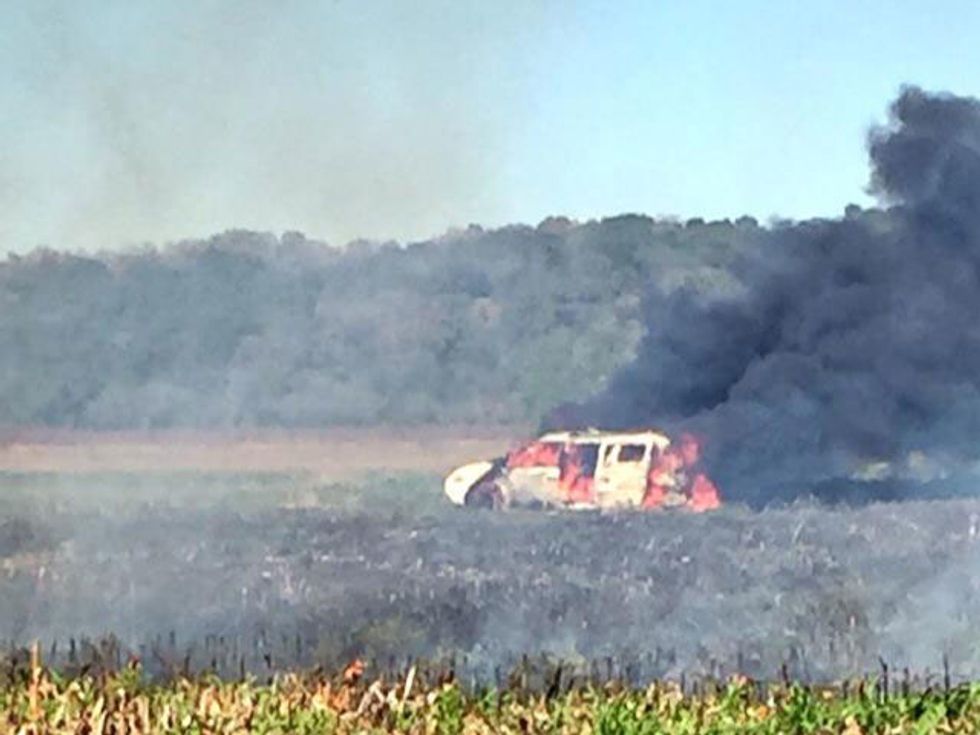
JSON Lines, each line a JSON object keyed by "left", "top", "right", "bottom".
{"left": 2, "top": 472, "right": 980, "bottom": 685}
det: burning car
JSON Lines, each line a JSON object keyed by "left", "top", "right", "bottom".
{"left": 444, "top": 428, "right": 721, "bottom": 512}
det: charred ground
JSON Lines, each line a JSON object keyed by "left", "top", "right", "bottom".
{"left": 2, "top": 472, "right": 979, "bottom": 684}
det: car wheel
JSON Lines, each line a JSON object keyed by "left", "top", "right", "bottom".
{"left": 464, "top": 480, "right": 504, "bottom": 510}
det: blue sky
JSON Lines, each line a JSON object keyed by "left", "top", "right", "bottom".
{"left": 2, "top": 0, "right": 979, "bottom": 252}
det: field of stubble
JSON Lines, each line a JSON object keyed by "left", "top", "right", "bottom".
{"left": 3, "top": 453, "right": 980, "bottom": 685}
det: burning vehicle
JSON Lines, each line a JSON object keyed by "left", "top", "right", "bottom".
{"left": 444, "top": 429, "right": 721, "bottom": 511}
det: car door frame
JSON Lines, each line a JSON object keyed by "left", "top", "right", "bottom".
{"left": 593, "top": 438, "right": 654, "bottom": 508}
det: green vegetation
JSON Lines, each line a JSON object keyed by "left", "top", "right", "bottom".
{"left": 0, "top": 215, "right": 768, "bottom": 429}
{"left": 3, "top": 657, "right": 980, "bottom": 734}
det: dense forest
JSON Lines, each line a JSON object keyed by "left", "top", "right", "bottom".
{"left": 1, "top": 214, "right": 778, "bottom": 429}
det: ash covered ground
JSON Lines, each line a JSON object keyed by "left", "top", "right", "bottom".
{"left": 2, "top": 472, "right": 979, "bottom": 683}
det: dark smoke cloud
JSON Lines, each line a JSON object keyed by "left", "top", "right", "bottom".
{"left": 561, "top": 87, "right": 980, "bottom": 503}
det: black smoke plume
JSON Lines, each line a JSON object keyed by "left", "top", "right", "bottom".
{"left": 558, "top": 87, "right": 980, "bottom": 504}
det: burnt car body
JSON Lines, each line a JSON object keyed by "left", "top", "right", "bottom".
{"left": 444, "top": 428, "right": 720, "bottom": 511}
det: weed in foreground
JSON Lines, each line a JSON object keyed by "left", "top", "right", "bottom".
{"left": 4, "top": 649, "right": 980, "bottom": 734}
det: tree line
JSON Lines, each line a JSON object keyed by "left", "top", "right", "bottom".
{"left": 1, "top": 214, "right": 775, "bottom": 429}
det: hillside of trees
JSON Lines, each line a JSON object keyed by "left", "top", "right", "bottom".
{"left": 2, "top": 214, "right": 781, "bottom": 429}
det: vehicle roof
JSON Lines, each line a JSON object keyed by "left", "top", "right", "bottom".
{"left": 537, "top": 428, "right": 671, "bottom": 446}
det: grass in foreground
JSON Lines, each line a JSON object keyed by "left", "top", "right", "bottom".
{"left": 3, "top": 657, "right": 980, "bottom": 734}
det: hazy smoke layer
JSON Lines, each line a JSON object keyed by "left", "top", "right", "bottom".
{"left": 562, "top": 87, "right": 980, "bottom": 502}
{"left": 0, "top": 3, "right": 549, "bottom": 251}
{"left": 5, "top": 476, "right": 980, "bottom": 683}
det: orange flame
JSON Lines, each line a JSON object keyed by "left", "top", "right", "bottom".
{"left": 506, "top": 441, "right": 561, "bottom": 469}
{"left": 644, "top": 433, "right": 721, "bottom": 512}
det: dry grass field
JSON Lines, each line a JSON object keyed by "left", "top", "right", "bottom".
{"left": 0, "top": 426, "right": 524, "bottom": 478}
